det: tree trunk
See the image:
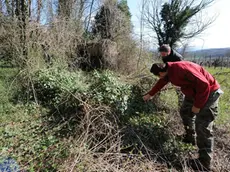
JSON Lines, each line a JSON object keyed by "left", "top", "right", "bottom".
{"left": 28, "top": 0, "right": 31, "bottom": 18}
{"left": 21, "top": 0, "right": 27, "bottom": 57}
{"left": 15, "top": 0, "right": 28, "bottom": 63}
{"left": 0, "top": 0, "right": 3, "bottom": 13}
{"left": 11, "top": 0, "right": 15, "bottom": 17}
{"left": 37, "top": 0, "right": 42, "bottom": 22}
{"left": 86, "top": 0, "right": 95, "bottom": 31}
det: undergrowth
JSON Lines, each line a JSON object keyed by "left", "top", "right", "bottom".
{"left": 1, "top": 64, "right": 230, "bottom": 171}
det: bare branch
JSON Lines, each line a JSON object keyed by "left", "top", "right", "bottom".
{"left": 141, "top": 0, "right": 216, "bottom": 47}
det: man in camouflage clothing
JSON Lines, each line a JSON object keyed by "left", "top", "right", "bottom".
{"left": 143, "top": 61, "right": 223, "bottom": 171}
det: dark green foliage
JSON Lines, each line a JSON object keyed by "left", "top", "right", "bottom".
{"left": 14, "top": 68, "right": 89, "bottom": 137}
{"left": 30, "top": 68, "right": 88, "bottom": 109}
{"left": 92, "top": 0, "right": 132, "bottom": 40}
{"left": 125, "top": 85, "right": 156, "bottom": 115}
{"left": 92, "top": 5, "right": 112, "bottom": 39}
{"left": 118, "top": 0, "right": 132, "bottom": 19}
{"left": 89, "top": 70, "right": 131, "bottom": 114}
{"left": 0, "top": 65, "right": 69, "bottom": 171}
{"left": 156, "top": 0, "right": 212, "bottom": 47}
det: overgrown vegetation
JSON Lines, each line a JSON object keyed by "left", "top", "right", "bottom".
{"left": 1, "top": 63, "right": 230, "bottom": 171}
{"left": 0, "top": 0, "right": 230, "bottom": 171}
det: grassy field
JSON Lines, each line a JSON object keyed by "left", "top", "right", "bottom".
{"left": 0, "top": 63, "right": 230, "bottom": 171}
{"left": 206, "top": 67, "right": 230, "bottom": 125}
{"left": 0, "top": 65, "right": 68, "bottom": 171}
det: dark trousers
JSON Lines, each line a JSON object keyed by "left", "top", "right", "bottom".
{"left": 179, "top": 90, "right": 221, "bottom": 166}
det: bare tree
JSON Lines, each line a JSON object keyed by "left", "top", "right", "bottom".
{"left": 36, "top": 0, "right": 42, "bottom": 23}
{"left": 137, "top": 0, "right": 147, "bottom": 68}
{"left": 28, "top": 0, "right": 31, "bottom": 17}
{"left": 77, "top": 0, "right": 86, "bottom": 20}
{"left": 86, "top": 0, "right": 95, "bottom": 32}
{"left": 142, "top": 0, "right": 215, "bottom": 48}
{"left": 0, "top": 0, "right": 3, "bottom": 13}
{"left": 15, "top": 0, "right": 28, "bottom": 60}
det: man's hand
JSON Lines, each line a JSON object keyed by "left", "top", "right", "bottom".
{"left": 192, "top": 106, "right": 200, "bottom": 114}
{"left": 143, "top": 94, "right": 152, "bottom": 102}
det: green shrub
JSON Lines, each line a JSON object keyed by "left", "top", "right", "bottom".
{"left": 13, "top": 68, "right": 90, "bottom": 137}
{"left": 125, "top": 85, "right": 157, "bottom": 116}
{"left": 89, "top": 70, "right": 131, "bottom": 114}
{"left": 32, "top": 68, "right": 88, "bottom": 108}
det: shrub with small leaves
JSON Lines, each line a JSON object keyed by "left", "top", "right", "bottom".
{"left": 89, "top": 70, "right": 131, "bottom": 114}
{"left": 162, "top": 138, "right": 196, "bottom": 164}
{"left": 14, "top": 68, "right": 90, "bottom": 137}
{"left": 32, "top": 68, "right": 88, "bottom": 109}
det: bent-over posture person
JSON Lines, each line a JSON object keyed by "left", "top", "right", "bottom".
{"left": 158, "top": 44, "right": 183, "bottom": 63}
{"left": 143, "top": 61, "right": 223, "bottom": 171}
{"left": 158, "top": 44, "right": 184, "bottom": 108}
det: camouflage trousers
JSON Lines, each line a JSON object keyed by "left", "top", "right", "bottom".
{"left": 180, "top": 89, "right": 222, "bottom": 166}
{"left": 175, "top": 87, "right": 184, "bottom": 109}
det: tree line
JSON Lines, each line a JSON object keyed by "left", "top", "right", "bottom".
{"left": 0, "top": 0, "right": 216, "bottom": 72}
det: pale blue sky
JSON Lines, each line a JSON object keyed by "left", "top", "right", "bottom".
{"left": 127, "top": 0, "right": 230, "bottom": 49}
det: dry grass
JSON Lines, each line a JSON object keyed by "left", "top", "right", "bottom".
{"left": 53, "top": 100, "right": 170, "bottom": 172}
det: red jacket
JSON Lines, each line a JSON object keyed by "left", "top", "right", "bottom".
{"left": 147, "top": 61, "right": 220, "bottom": 108}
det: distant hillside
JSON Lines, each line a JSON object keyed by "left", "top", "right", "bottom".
{"left": 185, "top": 47, "right": 230, "bottom": 57}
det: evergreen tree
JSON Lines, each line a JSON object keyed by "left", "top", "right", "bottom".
{"left": 118, "top": 0, "right": 131, "bottom": 19}
{"left": 143, "top": 0, "right": 214, "bottom": 48}
{"left": 92, "top": 0, "right": 132, "bottom": 40}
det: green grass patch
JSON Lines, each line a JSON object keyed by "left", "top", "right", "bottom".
{"left": 0, "top": 65, "right": 69, "bottom": 171}
{"left": 205, "top": 67, "right": 230, "bottom": 125}
{"left": 0, "top": 66, "right": 19, "bottom": 122}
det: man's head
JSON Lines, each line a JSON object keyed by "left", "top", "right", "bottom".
{"left": 159, "top": 44, "right": 171, "bottom": 57}
{"left": 150, "top": 63, "right": 168, "bottom": 79}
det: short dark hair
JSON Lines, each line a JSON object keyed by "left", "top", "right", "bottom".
{"left": 150, "top": 63, "right": 168, "bottom": 75}
{"left": 158, "top": 44, "right": 171, "bottom": 52}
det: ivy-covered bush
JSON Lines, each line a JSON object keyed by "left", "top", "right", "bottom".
{"left": 89, "top": 70, "right": 131, "bottom": 114}
{"left": 32, "top": 68, "right": 88, "bottom": 109}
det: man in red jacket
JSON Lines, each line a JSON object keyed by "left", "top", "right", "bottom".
{"left": 143, "top": 61, "right": 223, "bottom": 171}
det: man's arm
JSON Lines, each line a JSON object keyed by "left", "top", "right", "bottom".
{"left": 143, "top": 78, "right": 169, "bottom": 101}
